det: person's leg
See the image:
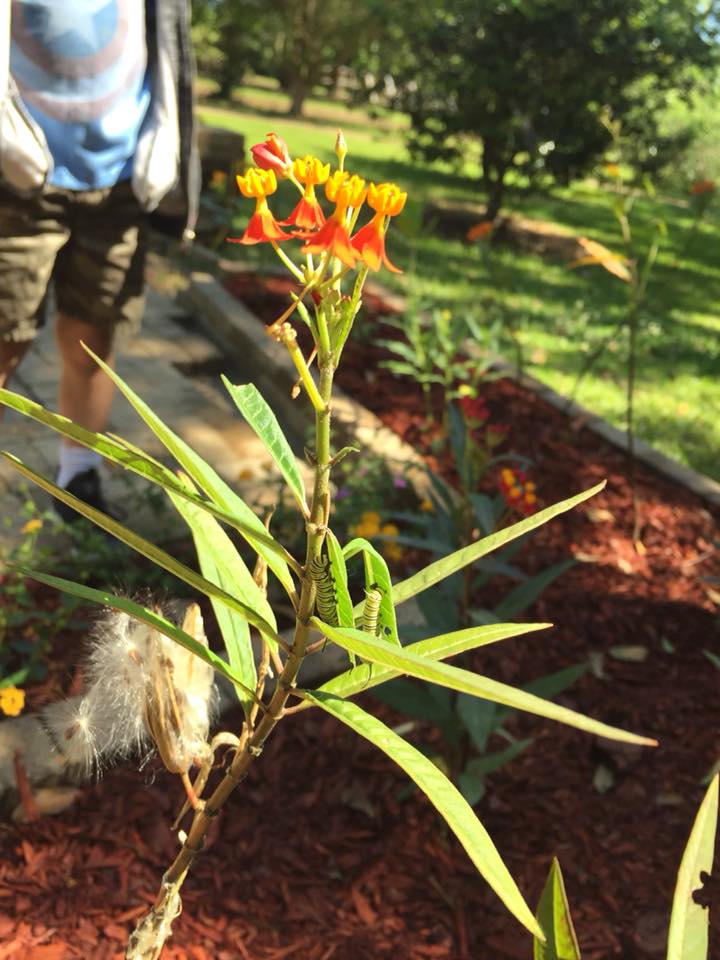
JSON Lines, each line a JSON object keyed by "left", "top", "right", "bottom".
{"left": 55, "top": 314, "right": 115, "bottom": 435}
{"left": 0, "top": 340, "right": 32, "bottom": 390}
{"left": 51, "top": 182, "right": 146, "bottom": 514}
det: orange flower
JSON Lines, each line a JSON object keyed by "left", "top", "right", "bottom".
{"left": 251, "top": 133, "right": 292, "bottom": 176}
{"left": 302, "top": 171, "right": 367, "bottom": 268}
{"left": 690, "top": 178, "right": 716, "bottom": 196}
{"left": 350, "top": 181, "right": 407, "bottom": 273}
{"left": 284, "top": 155, "right": 330, "bottom": 230}
{"left": 466, "top": 220, "right": 494, "bottom": 243}
{"left": 229, "top": 168, "right": 289, "bottom": 245}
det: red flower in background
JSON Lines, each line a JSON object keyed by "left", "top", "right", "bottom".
{"left": 459, "top": 395, "right": 490, "bottom": 423}
{"left": 499, "top": 467, "right": 537, "bottom": 516}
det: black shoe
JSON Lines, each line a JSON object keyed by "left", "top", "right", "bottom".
{"left": 53, "top": 468, "right": 122, "bottom": 525}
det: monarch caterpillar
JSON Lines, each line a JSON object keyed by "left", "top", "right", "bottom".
{"left": 309, "top": 555, "right": 338, "bottom": 626}
{"left": 361, "top": 585, "right": 383, "bottom": 636}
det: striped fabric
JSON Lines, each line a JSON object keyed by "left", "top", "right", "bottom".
{"left": 10, "top": 1, "right": 150, "bottom": 189}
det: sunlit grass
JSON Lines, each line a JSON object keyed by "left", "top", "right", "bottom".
{"left": 196, "top": 87, "right": 720, "bottom": 481}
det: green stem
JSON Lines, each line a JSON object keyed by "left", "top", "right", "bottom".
{"left": 272, "top": 242, "right": 304, "bottom": 281}
{"left": 127, "top": 339, "right": 338, "bottom": 959}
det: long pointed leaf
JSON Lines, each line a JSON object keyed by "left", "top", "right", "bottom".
{"left": 15, "top": 568, "right": 254, "bottom": 695}
{"left": 305, "top": 691, "right": 543, "bottom": 940}
{"left": 390, "top": 482, "right": 606, "bottom": 607}
{"left": 667, "top": 774, "right": 718, "bottom": 960}
{"left": 2, "top": 453, "right": 284, "bottom": 649}
{"left": 0, "top": 388, "right": 294, "bottom": 573}
{"left": 222, "top": 379, "right": 307, "bottom": 514}
{"left": 80, "top": 349, "right": 295, "bottom": 595}
{"left": 169, "top": 477, "right": 275, "bottom": 715}
{"left": 326, "top": 530, "right": 354, "bottom": 629}
{"left": 534, "top": 858, "right": 582, "bottom": 960}
{"left": 317, "top": 622, "right": 552, "bottom": 700}
{"left": 343, "top": 537, "right": 399, "bottom": 645}
{"left": 311, "top": 620, "right": 656, "bottom": 746}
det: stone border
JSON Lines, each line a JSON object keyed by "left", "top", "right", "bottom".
{"left": 187, "top": 266, "right": 720, "bottom": 510}
{"left": 491, "top": 361, "right": 720, "bottom": 508}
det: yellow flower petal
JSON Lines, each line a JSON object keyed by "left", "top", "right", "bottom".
{"left": 0, "top": 686, "right": 25, "bottom": 717}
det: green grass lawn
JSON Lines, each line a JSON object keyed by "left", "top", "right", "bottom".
{"left": 197, "top": 82, "right": 720, "bottom": 482}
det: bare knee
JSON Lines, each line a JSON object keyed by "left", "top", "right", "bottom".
{"left": 56, "top": 315, "right": 114, "bottom": 375}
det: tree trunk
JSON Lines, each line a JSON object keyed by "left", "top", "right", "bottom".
{"left": 288, "top": 80, "right": 308, "bottom": 117}
{"left": 482, "top": 139, "right": 508, "bottom": 222}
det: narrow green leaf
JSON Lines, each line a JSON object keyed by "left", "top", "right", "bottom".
{"left": 80, "top": 349, "right": 296, "bottom": 596}
{"left": 318, "top": 622, "right": 552, "bottom": 700}
{"left": 169, "top": 479, "right": 272, "bottom": 715}
{"left": 326, "top": 530, "right": 354, "bottom": 629}
{"left": 310, "top": 620, "right": 656, "bottom": 746}
{"left": 343, "top": 537, "right": 399, "bottom": 645}
{"left": 306, "top": 691, "right": 543, "bottom": 940}
{"left": 667, "top": 774, "right": 719, "bottom": 960}
{"left": 2, "top": 453, "right": 284, "bottom": 649}
{"left": 534, "top": 858, "right": 582, "bottom": 960}
{"left": 466, "top": 739, "right": 533, "bottom": 779}
{"left": 0, "top": 387, "right": 295, "bottom": 581}
{"left": 15, "top": 568, "right": 255, "bottom": 696}
{"left": 223, "top": 379, "right": 307, "bottom": 513}
{"left": 390, "top": 482, "right": 606, "bottom": 607}
{"left": 493, "top": 558, "right": 575, "bottom": 620}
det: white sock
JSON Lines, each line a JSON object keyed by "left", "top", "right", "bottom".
{"left": 57, "top": 445, "right": 103, "bottom": 489}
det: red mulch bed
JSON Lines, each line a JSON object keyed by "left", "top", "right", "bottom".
{"left": 2, "top": 271, "right": 719, "bottom": 959}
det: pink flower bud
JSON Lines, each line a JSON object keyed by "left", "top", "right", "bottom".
{"left": 251, "top": 133, "right": 291, "bottom": 175}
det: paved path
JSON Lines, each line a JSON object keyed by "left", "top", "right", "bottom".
{"left": 0, "top": 251, "right": 307, "bottom": 553}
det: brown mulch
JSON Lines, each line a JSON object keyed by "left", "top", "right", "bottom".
{"left": 1, "top": 271, "right": 719, "bottom": 958}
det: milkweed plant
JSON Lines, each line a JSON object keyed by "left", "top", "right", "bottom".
{"left": 0, "top": 132, "right": 660, "bottom": 959}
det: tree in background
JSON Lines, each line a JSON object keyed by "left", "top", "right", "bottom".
{"left": 365, "top": 0, "right": 720, "bottom": 218}
{"left": 192, "top": 0, "right": 383, "bottom": 116}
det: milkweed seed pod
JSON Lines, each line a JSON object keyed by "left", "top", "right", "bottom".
{"left": 0, "top": 600, "right": 216, "bottom": 800}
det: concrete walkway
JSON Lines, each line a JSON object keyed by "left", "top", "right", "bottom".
{"left": 0, "top": 251, "right": 306, "bottom": 553}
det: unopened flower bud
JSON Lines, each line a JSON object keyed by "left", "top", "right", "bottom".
{"left": 335, "top": 129, "right": 348, "bottom": 169}
{"left": 251, "top": 133, "right": 292, "bottom": 176}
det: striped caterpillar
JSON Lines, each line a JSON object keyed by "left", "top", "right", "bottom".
{"left": 361, "top": 585, "right": 383, "bottom": 636}
{"left": 309, "top": 555, "right": 339, "bottom": 626}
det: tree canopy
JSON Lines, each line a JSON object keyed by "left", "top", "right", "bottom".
{"left": 368, "top": 0, "right": 720, "bottom": 216}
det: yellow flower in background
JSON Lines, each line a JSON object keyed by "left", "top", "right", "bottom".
{"left": 0, "top": 686, "right": 25, "bottom": 717}
{"left": 419, "top": 498, "right": 434, "bottom": 513}
{"left": 380, "top": 522, "right": 402, "bottom": 562}
{"left": 350, "top": 510, "right": 382, "bottom": 538}
{"left": 209, "top": 169, "right": 228, "bottom": 190}
{"left": 603, "top": 163, "right": 621, "bottom": 179}
{"left": 20, "top": 518, "right": 43, "bottom": 535}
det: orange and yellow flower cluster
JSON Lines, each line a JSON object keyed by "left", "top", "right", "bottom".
{"left": 231, "top": 133, "right": 407, "bottom": 273}
{"left": 498, "top": 467, "right": 537, "bottom": 517}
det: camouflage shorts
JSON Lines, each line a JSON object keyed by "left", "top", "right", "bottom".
{"left": 0, "top": 180, "right": 147, "bottom": 343}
